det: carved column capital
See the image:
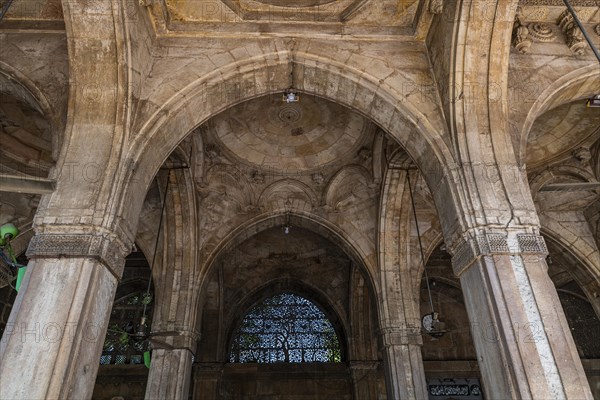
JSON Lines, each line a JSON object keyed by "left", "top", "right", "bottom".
{"left": 26, "top": 228, "right": 131, "bottom": 278}
{"left": 450, "top": 231, "right": 548, "bottom": 277}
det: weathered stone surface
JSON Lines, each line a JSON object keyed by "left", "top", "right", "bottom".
{"left": 0, "top": 0, "right": 598, "bottom": 399}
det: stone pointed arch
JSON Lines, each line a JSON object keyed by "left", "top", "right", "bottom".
{"left": 0, "top": 63, "right": 56, "bottom": 127}
{"left": 200, "top": 212, "right": 377, "bottom": 305}
{"left": 120, "top": 51, "right": 454, "bottom": 234}
{"left": 204, "top": 163, "right": 256, "bottom": 211}
{"left": 324, "top": 165, "right": 372, "bottom": 210}
{"left": 518, "top": 65, "right": 600, "bottom": 164}
{"left": 541, "top": 230, "right": 600, "bottom": 319}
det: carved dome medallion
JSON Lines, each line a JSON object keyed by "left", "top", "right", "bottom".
{"left": 212, "top": 94, "right": 367, "bottom": 174}
{"left": 253, "top": 0, "right": 338, "bottom": 7}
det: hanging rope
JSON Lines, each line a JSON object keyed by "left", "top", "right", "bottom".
{"left": 406, "top": 171, "right": 435, "bottom": 316}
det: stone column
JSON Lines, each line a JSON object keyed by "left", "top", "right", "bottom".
{"left": 450, "top": 231, "right": 593, "bottom": 399}
{"left": 0, "top": 231, "right": 129, "bottom": 399}
{"left": 378, "top": 166, "right": 428, "bottom": 400}
{"left": 145, "top": 347, "right": 193, "bottom": 400}
{"left": 349, "top": 361, "right": 380, "bottom": 399}
{"left": 379, "top": 326, "right": 427, "bottom": 400}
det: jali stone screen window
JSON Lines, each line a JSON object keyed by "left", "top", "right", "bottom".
{"left": 229, "top": 293, "right": 342, "bottom": 363}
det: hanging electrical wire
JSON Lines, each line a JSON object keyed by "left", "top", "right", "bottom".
{"left": 137, "top": 169, "right": 172, "bottom": 339}
{"left": 0, "top": 0, "right": 15, "bottom": 23}
{"left": 562, "top": 0, "right": 600, "bottom": 63}
{"left": 407, "top": 171, "right": 446, "bottom": 337}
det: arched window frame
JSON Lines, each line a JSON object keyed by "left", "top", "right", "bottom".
{"left": 228, "top": 291, "right": 345, "bottom": 364}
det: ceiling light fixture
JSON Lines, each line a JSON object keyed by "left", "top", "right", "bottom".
{"left": 587, "top": 94, "right": 600, "bottom": 108}
{"left": 283, "top": 90, "right": 300, "bottom": 103}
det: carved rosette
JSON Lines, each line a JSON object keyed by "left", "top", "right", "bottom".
{"left": 450, "top": 233, "right": 548, "bottom": 277}
{"left": 26, "top": 232, "right": 130, "bottom": 277}
{"left": 528, "top": 23, "right": 556, "bottom": 42}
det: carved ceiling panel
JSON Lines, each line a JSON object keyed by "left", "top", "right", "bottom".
{"left": 151, "top": 0, "right": 419, "bottom": 35}
{"left": 210, "top": 95, "right": 369, "bottom": 174}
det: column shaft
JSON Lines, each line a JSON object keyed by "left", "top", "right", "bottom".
{"left": 453, "top": 233, "right": 593, "bottom": 399}
{"left": 380, "top": 327, "right": 428, "bottom": 400}
{"left": 145, "top": 348, "right": 193, "bottom": 400}
{"left": 0, "top": 257, "right": 118, "bottom": 399}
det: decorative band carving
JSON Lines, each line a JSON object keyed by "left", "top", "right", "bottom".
{"left": 452, "top": 233, "right": 548, "bottom": 276}
{"left": 517, "top": 234, "right": 548, "bottom": 254}
{"left": 26, "top": 233, "right": 128, "bottom": 277}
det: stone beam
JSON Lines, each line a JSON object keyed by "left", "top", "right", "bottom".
{"left": 0, "top": 174, "right": 56, "bottom": 194}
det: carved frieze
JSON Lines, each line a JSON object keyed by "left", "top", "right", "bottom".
{"left": 26, "top": 232, "right": 129, "bottom": 277}
{"left": 451, "top": 233, "right": 548, "bottom": 277}
{"left": 517, "top": 234, "right": 548, "bottom": 254}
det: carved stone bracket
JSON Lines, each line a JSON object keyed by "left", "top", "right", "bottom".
{"left": 26, "top": 232, "right": 129, "bottom": 278}
{"left": 512, "top": 8, "right": 532, "bottom": 53}
{"left": 429, "top": 0, "right": 443, "bottom": 14}
{"left": 559, "top": 10, "right": 587, "bottom": 55}
{"left": 451, "top": 232, "right": 548, "bottom": 276}
{"left": 379, "top": 326, "right": 423, "bottom": 347}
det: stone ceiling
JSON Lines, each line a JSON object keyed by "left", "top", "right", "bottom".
{"left": 150, "top": 0, "right": 419, "bottom": 36}
{"left": 527, "top": 101, "right": 600, "bottom": 169}
{"left": 208, "top": 94, "right": 370, "bottom": 174}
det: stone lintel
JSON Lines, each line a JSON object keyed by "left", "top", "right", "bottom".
{"left": 26, "top": 232, "right": 130, "bottom": 278}
{"left": 378, "top": 326, "right": 423, "bottom": 347}
{"left": 451, "top": 232, "right": 549, "bottom": 277}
